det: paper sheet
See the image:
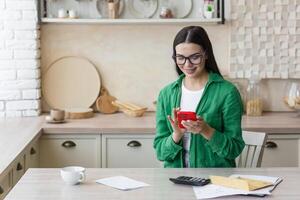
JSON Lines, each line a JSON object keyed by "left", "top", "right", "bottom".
{"left": 96, "top": 176, "right": 150, "bottom": 191}
{"left": 193, "top": 174, "right": 282, "bottom": 199}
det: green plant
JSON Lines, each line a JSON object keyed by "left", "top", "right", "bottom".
{"left": 207, "top": 5, "right": 213, "bottom": 12}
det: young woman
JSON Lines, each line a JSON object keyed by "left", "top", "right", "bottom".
{"left": 154, "top": 26, "right": 245, "bottom": 168}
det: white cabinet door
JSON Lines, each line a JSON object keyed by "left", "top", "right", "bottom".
{"left": 12, "top": 155, "right": 25, "bottom": 185}
{"left": 39, "top": 134, "right": 101, "bottom": 168}
{"left": 261, "top": 134, "right": 300, "bottom": 167}
{"left": 102, "top": 134, "right": 160, "bottom": 168}
{"left": 0, "top": 171, "right": 12, "bottom": 200}
{"left": 25, "top": 139, "right": 39, "bottom": 170}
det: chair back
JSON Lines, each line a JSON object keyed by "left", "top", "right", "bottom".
{"left": 236, "top": 131, "right": 267, "bottom": 167}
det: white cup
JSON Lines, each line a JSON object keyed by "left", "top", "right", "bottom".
{"left": 60, "top": 166, "right": 85, "bottom": 185}
{"left": 68, "top": 9, "right": 77, "bottom": 19}
{"left": 58, "top": 8, "right": 68, "bottom": 18}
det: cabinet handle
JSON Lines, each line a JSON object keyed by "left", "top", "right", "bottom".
{"left": 127, "top": 140, "right": 141, "bottom": 147}
{"left": 265, "top": 141, "right": 278, "bottom": 149}
{"left": 17, "top": 162, "right": 23, "bottom": 171}
{"left": 0, "top": 186, "right": 3, "bottom": 195}
{"left": 62, "top": 141, "right": 76, "bottom": 148}
{"left": 30, "top": 147, "right": 36, "bottom": 155}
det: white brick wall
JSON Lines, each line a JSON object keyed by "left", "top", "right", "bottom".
{"left": 22, "top": 89, "right": 41, "bottom": 99}
{"left": 0, "top": 90, "right": 21, "bottom": 100}
{"left": 17, "top": 69, "right": 40, "bottom": 79}
{"left": 0, "top": 0, "right": 40, "bottom": 117}
{"left": 0, "top": 70, "right": 16, "bottom": 80}
{"left": 0, "top": 30, "right": 14, "bottom": 39}
{"left": 0, "top": 101, "right": 4, "bottom": 110}
{"left": 6, "top": 100, "right": 39, "bottom": 110}
{"left": 0, "top": 0, "right": 4, "bottom": 10}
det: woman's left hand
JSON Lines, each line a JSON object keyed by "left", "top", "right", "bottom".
{"left": 181, "top": 116, "right": 215, "bottom": 140}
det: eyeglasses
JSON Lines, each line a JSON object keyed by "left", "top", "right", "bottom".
{"left": 173, "top": 53, "right": 205, "bottom": 65}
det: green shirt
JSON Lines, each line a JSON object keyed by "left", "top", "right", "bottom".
{"left": 153, "top": 73, "right": 245, "bottom": 168}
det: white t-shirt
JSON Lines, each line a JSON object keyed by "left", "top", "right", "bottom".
{"left": 180, "top": 82, "right": 205, "bottom": 168}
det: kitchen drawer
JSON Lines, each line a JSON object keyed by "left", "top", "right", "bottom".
{"left": 12, "top": 154, "right": 25, "bottom": 185}
{"left": 25, "top": 139, "right": 39, "bottom": 170}
{"left": 102, "top": 134, "right": 160, "bottom": 168}
{"left": 0, "top": 171, "right": 12, "bottom": 200}
{"left": 39, "top": 134, "right": 101, "bottom": 168}
{"left": 261, "top": 135, "right": 300, "bottom": 167}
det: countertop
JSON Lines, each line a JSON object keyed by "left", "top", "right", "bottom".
{"left": 5, "top": 167, "right": 300, "bottom": 200}
{"left": 1, "top": 111, "right": 300, "bottom": 178}
{"left": 42, "top": 111, "right": 300, "bottom": 134}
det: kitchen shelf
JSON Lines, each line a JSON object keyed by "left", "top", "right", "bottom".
{"left": 40, "top": 18, "right": 223, "bottom": 25}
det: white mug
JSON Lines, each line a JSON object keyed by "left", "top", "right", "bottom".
{"left": 60, "top": 166, "right": 85, "bottom": 185}
{"left": 68, "top": 9, "right": 77, "bottom": 19}
{"left": 58, "top": 8, "right": 68, "bottom": 18}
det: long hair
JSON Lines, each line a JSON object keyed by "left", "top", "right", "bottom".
{"left": 172, "top": 26, "right": 221, "bottom": 76}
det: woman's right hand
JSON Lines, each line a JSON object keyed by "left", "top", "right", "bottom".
{"left": 167, "top": 107, "right": 186, "bottom": 143}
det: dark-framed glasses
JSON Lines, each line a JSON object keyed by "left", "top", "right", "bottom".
{"left": 173, "top": 53, "right": 205, "bottom": 65}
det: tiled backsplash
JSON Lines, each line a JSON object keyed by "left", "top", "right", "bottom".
{"left": 0, "top": 0, "right": 41, "bottom": 117}
{"left": 230, "top": 0, "right": 300, "bottom": 79}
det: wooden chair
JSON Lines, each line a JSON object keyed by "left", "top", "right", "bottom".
{"left": 236, "top": 131, "right": 267, "bottom": 168}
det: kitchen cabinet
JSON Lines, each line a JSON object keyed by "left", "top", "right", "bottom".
{"left": 12, "top": 155, "right": 25, "bottom": 186}
{"left": 102, "top": 134, "right": 160, "bottom": 168}
{"left": 0, "top": 171, "right": 12, "bottom": 200}
{"left": 39, "top": 134, "right": 101, "bottom": 168}
{"left": 25, "top": 139, "right": 39, "bottom": 170}
{"left": 261, "top": 134, "right": 300, "bottom": 167}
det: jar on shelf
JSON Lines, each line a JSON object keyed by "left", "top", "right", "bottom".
{"left": 246, "top": 74, "right": 263, "bottom": 116}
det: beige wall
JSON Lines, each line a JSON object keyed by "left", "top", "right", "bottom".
{"left": 41, "top": 24, "right": 230, "bottom": 111}
{"left": 41, "top": 23, "right": 298, "bottom": 112}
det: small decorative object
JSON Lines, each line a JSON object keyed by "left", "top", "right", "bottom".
{"left": 108, "top": 0, "right": 120, "bottom": 19}
{"left": 112, "top": 100, "right": 147, "bottom": 117}
{"left": 283, "top": 82, "right": 300, "bottom": 117}
{"left": 246, "top": 73, "right": 263, "bottom": 116}
{"left": 68, "top": 9, "right": 77, "bottom": 19}
{"left": 203, "top": 0, "right": 214, "bottom": 19}
{"left": 58, "top": 8, "right": 68, "bottom": 18}
{"left": 159, "top": 6, "right": 174, "bottom": 18}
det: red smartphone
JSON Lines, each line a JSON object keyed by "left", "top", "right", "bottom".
{"left": 177, "top": 111, "right": 197, "bottom": 128}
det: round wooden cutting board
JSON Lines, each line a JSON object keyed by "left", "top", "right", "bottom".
{"left": 43, "top": 56, "right": 101, "bottom": 110}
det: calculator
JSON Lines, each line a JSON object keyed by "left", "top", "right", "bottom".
{"left": 169, "top": 176, "right": 210, "bottom": 186}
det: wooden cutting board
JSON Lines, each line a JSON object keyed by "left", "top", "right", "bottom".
{"left": 96, "top": 87, "right": 118, "bottom": 114}
{"left": 43, "top": 56, "right": 101, "bottom": 110}
{"left": 65, "top": 108, "right": 94, "bottom": 119}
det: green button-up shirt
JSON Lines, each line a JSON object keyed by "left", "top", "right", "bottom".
{"left": 153, "top": 73, "right": 245, "bottom": 168}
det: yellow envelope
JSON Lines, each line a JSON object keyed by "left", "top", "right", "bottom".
{"left": 210, "top": 175, "right": 273, "bottom": 191}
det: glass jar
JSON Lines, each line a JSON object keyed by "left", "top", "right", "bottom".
{"left": 246, "top": 74, "right": 263, "bottom": 116}
{"left": 283, "top": 81, "right": 300, "bottom": 116}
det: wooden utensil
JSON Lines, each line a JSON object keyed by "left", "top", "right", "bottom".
{"left": 112, "top": 100, "right": 147, "bottom": 117}
{"left": 96, "top": 87, "right": 118, "bottom": 114}
{"left": 65, "top": 108, "right": 94, "bottom": 119}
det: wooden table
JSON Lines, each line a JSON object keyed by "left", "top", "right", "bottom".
{"left": 4, "top": 168, "right": 300, "bottom": 200}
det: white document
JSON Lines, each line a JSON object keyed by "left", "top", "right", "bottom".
{"left": 96, "top": 176, "right": 150, "bottom": 191}
{"left": 193, "top": 174, "right": 282, "bottom": 199}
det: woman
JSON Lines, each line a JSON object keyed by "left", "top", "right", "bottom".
{"left": 153, "top": 26, "right": 245, "bottom": 168}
